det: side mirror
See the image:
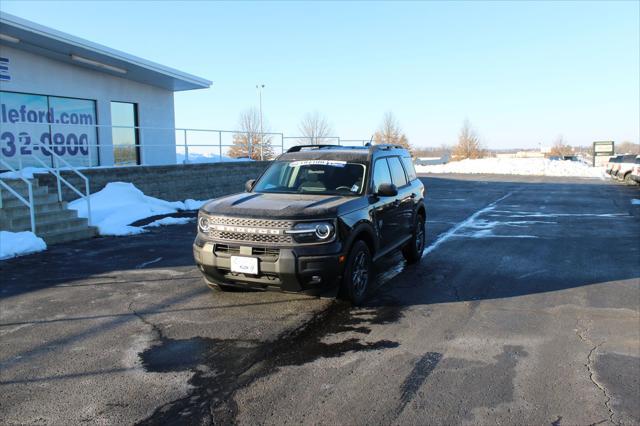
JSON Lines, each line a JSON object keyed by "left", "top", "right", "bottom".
{"left": 245, "top": 179, "right": 255, "bottom": 192}
{"left": 376, "top": 183, "right": 398, "bottom": 197}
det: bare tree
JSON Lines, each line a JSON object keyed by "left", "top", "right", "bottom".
{"left": 616, "top": 141, "right": 640, "bottom": 154}
{"left": 452, "top": 119, "right": 484, "bottom": 159}
{"left": 373, "top": 112, "right": 412, "bottom": 152}
{"left": 229, "top": 107, "right": 274, "bottom": 160}
{"left": 549, "top": 135, "right": 573, "bottom": 157}
{"left": 297, "top": 111, "right": 335, "bottom": 144}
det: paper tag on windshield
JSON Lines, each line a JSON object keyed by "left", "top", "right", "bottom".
{"left": 351, "top": 184, "right": 359, "bottom": 192}
{"left": 290, "top": 160, "right": 347, "bottom": 167}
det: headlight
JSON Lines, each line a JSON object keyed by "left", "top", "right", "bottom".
{"left": 198, "top": 214, "right": 210, "bottom": 233}
{"left": 285, "top": 221, "right": 336, "bottom": 243}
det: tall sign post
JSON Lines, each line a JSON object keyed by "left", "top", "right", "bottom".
{"left": 592, "top": 141, "right": 614, "bottom": 167}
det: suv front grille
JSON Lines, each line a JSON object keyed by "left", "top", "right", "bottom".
{"left": 206, "top": 216, "right": 293, "bottom": 245}
{"left": 210, "top": 231, "right": 292, "bottom": 244}
{"left": 214, "top": 244, "right": 280, "bottom": 261}
{"left": 208, "top": 216, "right": 293, "bottom": 229}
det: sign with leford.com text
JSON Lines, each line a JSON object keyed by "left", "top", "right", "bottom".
{"left": 0, "top": 90, "right": 99, "bottom": 168}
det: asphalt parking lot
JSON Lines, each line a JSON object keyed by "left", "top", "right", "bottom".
{"left": 1, "top": 174, "right": 639, "bottom": 425}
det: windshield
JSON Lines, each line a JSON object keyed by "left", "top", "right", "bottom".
{"left": 253, "top": 160, "right": 366, "bottom": 196}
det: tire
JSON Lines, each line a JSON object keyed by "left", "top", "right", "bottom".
{"left": 402, "top": 213, "right": 426, "bottom": 264}
{"left": 624, "top": 173, "right": 635, "bottom": 185}
{"left": 339, "top": 240, "right": 373, "bottom": 306}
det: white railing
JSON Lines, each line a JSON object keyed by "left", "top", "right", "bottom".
{"left": 0, "top": 157, "right": 36, "bottom": 233}
{"left": 0, "top": 122, "right": 374, "bottom": 170}
{"left": 28, "top": 137, "right": 92, "bottom": 226}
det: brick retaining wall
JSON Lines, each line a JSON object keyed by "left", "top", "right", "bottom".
{"left": 34, "top": 161, "right": 271, "bottom": 202}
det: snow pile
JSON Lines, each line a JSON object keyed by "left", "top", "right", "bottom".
{"left": 0, "top": 167, "right": 50, "bottom": 180}
{"left": 183, "top": 199, "right": 208, "bottom": 210}
{"left": 0, "top": 231, "right": 47, "bottom": 260}
{"left": 176, "top": 152, "right": 253, "bottom": 164}
{"left": 143, "top": 217, "right": 194, "bottom": 228}
{"left": 69, "top": 182, "right": 194, "bottom": 236}
{"left": 415, "top": 158, "right": 605, "bottom": 178}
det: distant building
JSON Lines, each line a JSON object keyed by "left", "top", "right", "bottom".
{"left": 0, "top": 12, "right": 211, "bottom": 169}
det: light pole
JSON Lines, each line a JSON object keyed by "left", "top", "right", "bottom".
{"left": 256, "top": 84, "right": 265, "bottom": 160}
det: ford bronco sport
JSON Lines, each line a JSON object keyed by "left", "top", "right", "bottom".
{"left": 193, "top": 144, "right": 426, "bottom": 304}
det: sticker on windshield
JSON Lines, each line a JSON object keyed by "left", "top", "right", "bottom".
{"left": 351, "top": 184, "right": 359, "bottom": 192}
{"left": 289, "top": 160, "right": 347, "bottom": 167}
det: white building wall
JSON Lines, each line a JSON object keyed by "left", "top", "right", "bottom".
{"left": 0, "top": 45, "right": 176, "bottom": 166}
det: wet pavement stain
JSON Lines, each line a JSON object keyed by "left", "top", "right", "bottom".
{"left": 399, "top": 352, "right": 443, "bottom": 408}
{"left": 137, "top": 301, "right": 404, "bottom": 425}
{"left": 398, "top": 345, "right": 528, "bottom": 422}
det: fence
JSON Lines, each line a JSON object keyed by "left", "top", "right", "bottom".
{"left": 0, "top": 121, "right": 372, "bottom": 170}
{"left": 0, "top": 122, "right": 286, "bottom": 169}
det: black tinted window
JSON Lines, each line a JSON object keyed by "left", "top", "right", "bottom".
{"left": 623, "top": 155, "right": 637, "bottom": 162}
{"left": 388, "top": 157, "right": 408, "bottom": 187}
{"left": 401, "top": 156, "right": 417, "bottom": 181}
{"left": 372, "top": 158, "right": 392, "bottom": 192}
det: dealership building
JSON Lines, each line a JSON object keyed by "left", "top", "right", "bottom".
{"left": 0, "top": 12, "right": 211, "bottom": 169}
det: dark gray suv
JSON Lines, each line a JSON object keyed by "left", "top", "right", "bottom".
{"left": 193, "top": 144, "right": 426, "bottom": 304}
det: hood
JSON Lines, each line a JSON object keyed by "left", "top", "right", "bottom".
{"left": 201, "top": 192, "right": 358, "bottom": 219}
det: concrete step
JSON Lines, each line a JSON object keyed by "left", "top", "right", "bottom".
{"left": 31, "top": 216, "right": 91, "bottom": 234}
{"left": 1, "top": 192, "right": 61, "bottom": 209}
{"left": 1, "top": 185, "right": 49, "bottom": 201}
{"left": 1, "top": 208, "right": 81, "bottom": 231}
{"left": 40, "top": 225, "right": 98, "bottom": 245}
{"left": 0, "top": 177, "right": 41, "bottom": 190}
{"left": 1, "top": 200, "right": 68, "bottom": 218}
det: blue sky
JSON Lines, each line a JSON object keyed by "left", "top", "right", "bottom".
{"left": 2, "top": 1, "right": 638, "bottom": 149}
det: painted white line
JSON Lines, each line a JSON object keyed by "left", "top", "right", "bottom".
{"left": 135, "top": 257, "right": 163, "bottom": 269}
{"left": 422, "top": 192, "right": 513, "bottom": 258}
{"left": 518, "top": 269, "right": 547, "bottom": 279}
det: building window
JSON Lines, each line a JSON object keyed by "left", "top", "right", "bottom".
{"left": 0, "top": 90, "right": 98, "bottom": 168}
{"left": 111, "top": 101, "right": 139, "bottom": 166}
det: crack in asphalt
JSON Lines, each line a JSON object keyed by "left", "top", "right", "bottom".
{"left": 575, "top": 321, "right": 617, "bottom": 425}
{"left": 127, "top": 301, "right": 166, "bottom": 341}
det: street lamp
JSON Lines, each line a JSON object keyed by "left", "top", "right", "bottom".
{"left": 256, "top": 84, "right": 265, "bottom": 160}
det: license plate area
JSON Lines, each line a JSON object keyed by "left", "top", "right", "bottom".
{"left": 230, "top": 256, "right": 259, "bottom": 275}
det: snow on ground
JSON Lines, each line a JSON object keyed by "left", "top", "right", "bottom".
{"left": 0, "top": 167, "right": 50, "bottom": 180}
{"left": 183, "top": 199, "right": 208, "bottom": 210}
{"left": 176, "top": 152, "right": 253, "bottom": 164}
{"left": 143, "top": 217, "right": 194, "bottom": 228}
{"left": 415, "top": 158, "right": 605, "bottom": 178}
{"left": 69, "top": 182, "right": 207, "bottom": 236}
{"left": 0, "top": 231, "right": 47, "bottom": 260}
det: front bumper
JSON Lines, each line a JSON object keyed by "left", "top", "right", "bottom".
{"left": 193, "top": 235, "right": 344, "bottom": 292}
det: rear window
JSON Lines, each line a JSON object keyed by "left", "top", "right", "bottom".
{"left": 401, "top": 156, "right": 417, "bottom": 181}
{"left": 387, "top": 156, "right": 408, "bottom": 187}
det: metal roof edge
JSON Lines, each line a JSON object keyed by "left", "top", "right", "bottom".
{"left": 0, "top": 12, "right": 212, "bottom": 90}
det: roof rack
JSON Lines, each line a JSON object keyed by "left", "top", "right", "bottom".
{"left": 285, "top": 143, "right": 408, "bottom": 153}
{"left": 372, "top": 144, "right": 405, "bottom": 151}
